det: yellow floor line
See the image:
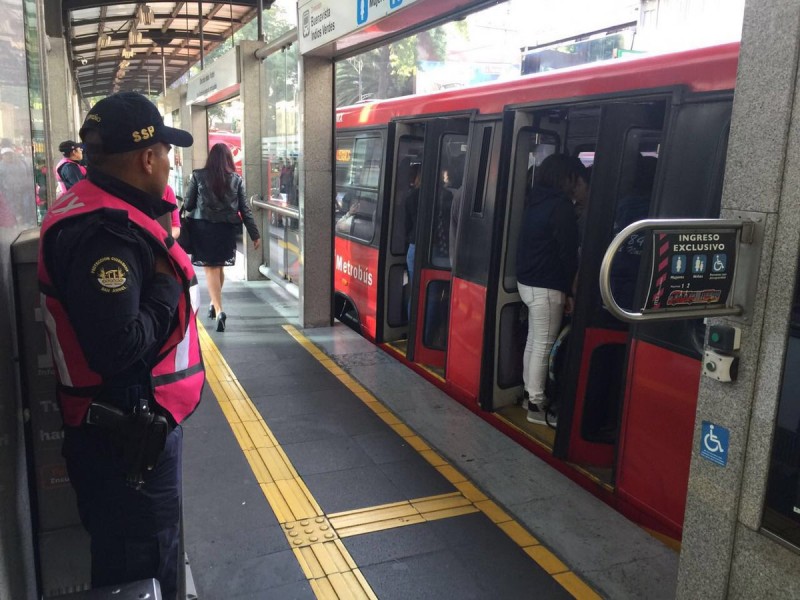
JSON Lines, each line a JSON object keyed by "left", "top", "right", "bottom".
{"left": 280, "top": 325, "right": 601, "bottom": 600}
{"left": 197, "top": 320, "right": 601, "bottom": 599}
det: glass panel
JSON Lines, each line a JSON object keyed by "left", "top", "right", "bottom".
{"left": 262, "top": 44, "right": 299, "bottom": 206}
{"left": 390, "top": 135, "right": 424, "bottom": 256}
{"left": 334, "top": 135, "right": 382, "bottom": 244}
{"left": 430, "top": 133, "right": 467, "bottom": 269}
{"left": 608, "top": 130, "right": 661, "bottom": 311}
{"left": 422, "top": 280, "right": 450, "bottom": 350}
{"left": 207, "top": 96, "right": 244, "bottom": 176}
{"left": 764, "top": 261, "right": 800, "bottom": 549}
{"left": 165, "top": 109, "right": 185, "bottom": 198}
{"left": 503, "top": 129, "right": 559, "bottom": 291}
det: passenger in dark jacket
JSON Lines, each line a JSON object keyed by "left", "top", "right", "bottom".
{"left": 185, "top": 143, "right": 260, "bottom": 331}
{"left": 515, "top": 154, "right": 584, "bottom": 426}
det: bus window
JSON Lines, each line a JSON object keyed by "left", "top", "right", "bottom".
{"left": 504, "top": 129, "right": 560, "bottom": 293}
{"left": 430, "top": 133, "right": 468, "bottom": 269}
{"left": 335, "top": 135, "right": 383, "bottom": 244}
{"left": 608, "top": 130, "right": 661, "bottom": 311}
{"left": 764, "top": 255, "right": 800, "bottom": 548}
{"left": 390, "top": 135, "right": 424, "bottom": 256}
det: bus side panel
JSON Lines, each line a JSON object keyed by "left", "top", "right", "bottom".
{"left": 567, "top": 328, "right": 626, "bottom": 467}
{"left": 334, "top": 237, "right": 380, "bottom": 341}
{"left": 447, "top": 277, "right": 486, "bottom": 401}
{"left": 412, "top": 267, "right": 452, "bottom": 369}
{"left": 616, "top": 339, "right": 700, "bottom": 536}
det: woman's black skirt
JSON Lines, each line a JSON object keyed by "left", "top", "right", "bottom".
{"left": 189, "top": 219, "right": 239, "bottom": 267}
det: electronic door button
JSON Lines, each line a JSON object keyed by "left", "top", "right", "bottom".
{"left": 707, "top": 324, "right": 741, "bottom": 353}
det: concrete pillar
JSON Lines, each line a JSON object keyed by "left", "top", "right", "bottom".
{"left": 677, "top": 0, "right": 800, "bottom": 597}
{"left": 239, "top": 41, "right": 267, "bottom": 281}
{"left": 297, "top": 55, "right": 333, "bottom": 328}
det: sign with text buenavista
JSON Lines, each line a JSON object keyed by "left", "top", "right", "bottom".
{"left": 298, "top": 0, "right": 420, "bottom": 55}
{"left": 644, "top": 228, "right": 738, "bottom": 312}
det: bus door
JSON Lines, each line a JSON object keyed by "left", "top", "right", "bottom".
{"left": 377, "top": 122, "right": 424, "bottom": 344}
{"left": 614, "top": 96, "right": 732, "bottom": 536}
{"left": 484, "top": 108, "right": 561, "bottom": 412}
{"left": 555, "top": 102, "right": 667, "bottom": 471}
{"left": 407, "top": 118, "right": 470, "bottom": 373}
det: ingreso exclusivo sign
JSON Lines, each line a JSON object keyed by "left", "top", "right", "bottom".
{"left": 599, "top": 218, "right": 758, "bottom": 322}
{"left": 643, "top": 229, "right": 738, "bottom": 312}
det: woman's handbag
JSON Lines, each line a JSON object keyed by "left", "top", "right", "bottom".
{"left": 177, "top": 207, "right": 193, "bottom": 254}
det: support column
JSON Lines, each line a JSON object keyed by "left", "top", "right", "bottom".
{"left": 677, "top": 0, "right": 800, "bottom": 597}
{"left": 239, "top": 40, "right": 267, "bottom": 281}
{"left": 297, "top": 55, "right": 333, "bottom": 328}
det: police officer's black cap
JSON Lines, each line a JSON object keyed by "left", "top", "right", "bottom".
{"left": 58, "top": 140, "right": 80, "bottom": 154}
{"left": 79, "top": 92, "right": 193, "bottom": 154}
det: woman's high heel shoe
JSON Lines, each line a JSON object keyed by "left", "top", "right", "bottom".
{"left": 216, "top": 312, "right": 226, "bottom": 332}
{"left": 208, "top": 304, "right": 216, "bottom": 320}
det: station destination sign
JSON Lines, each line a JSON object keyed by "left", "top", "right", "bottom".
{"left": 298, "top": 0, "right": 419, "bottom": 54}
{"left": 644, "top": 228, "right": 738, "bottom": 312}
{"left": 599, "top": 218, "right": 761, "bottom": 323}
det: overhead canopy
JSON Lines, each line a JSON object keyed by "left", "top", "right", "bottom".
{"left": 54, "top": 1, "right": 275, "bottom": 101}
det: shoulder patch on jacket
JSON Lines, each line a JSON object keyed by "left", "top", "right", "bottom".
{"left": 90, "top": 256, "right": 130, "bottom": 293}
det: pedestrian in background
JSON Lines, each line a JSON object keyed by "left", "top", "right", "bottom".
{"left": 184, "top": 142, "right": 261, "bottom": 332}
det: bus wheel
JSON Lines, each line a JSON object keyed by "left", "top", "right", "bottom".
{"left": 335, "top": 294, "right": 361, "bottom": 335}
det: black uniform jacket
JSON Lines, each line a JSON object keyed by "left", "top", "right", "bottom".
{"left": 44, "top": 169, "right": 182, "bottom": 410}
{"left": 515, "top": 184, "right": 579, "bottom": 295}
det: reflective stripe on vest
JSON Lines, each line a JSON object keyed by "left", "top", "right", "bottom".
{"left": 38, "top": 179, "right": 204, "bottom": 426}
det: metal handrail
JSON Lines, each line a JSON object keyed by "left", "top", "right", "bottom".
{"left": 250, "top": 195, "right": 300, "bottom": 220}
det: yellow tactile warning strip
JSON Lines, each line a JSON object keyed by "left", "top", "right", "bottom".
{"left": 196, "top": 321, "right": 601, "bottom": 600}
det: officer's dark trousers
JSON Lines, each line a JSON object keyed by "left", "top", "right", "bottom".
{"left": 63, "top": 424, "right": 183, "bottom": 600}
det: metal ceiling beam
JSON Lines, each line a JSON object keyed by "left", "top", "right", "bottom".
{"left": 71, "top": 13, "right": 244, "bottom": 27}
{"left": 72, "top": 30, "right": 225, "bottom": 46}
{"left": 63, "top": 0, "right": 263, "bottom": 9}
{"left": 75, "top": 55, "right": 196, "bottom": 69}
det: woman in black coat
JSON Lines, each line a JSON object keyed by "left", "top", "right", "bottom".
{"left": 515, "top": 154, "right": 586, "bottom": 426}
{"left": 185, "top": 143, "right": 261, "bottom": 331}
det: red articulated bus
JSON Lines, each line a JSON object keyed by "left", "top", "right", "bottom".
{"left": 333, "top": 43, "right": 739, "bottom": 542}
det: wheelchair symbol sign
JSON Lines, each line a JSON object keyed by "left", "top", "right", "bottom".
{"left": 700, "top": 421, "right": 729, "bottom": 466}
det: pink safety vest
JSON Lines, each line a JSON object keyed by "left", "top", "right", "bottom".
{"left": 38, "top": 179, "right": 204, "bottom": 426}
{"left": 54, "top": 157, "right": 87, "bottom": 195}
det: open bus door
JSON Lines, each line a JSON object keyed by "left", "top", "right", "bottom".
{"left": 482, "top": 109, "right": 562, "bottom": 414}
{"left": 555, "top": 102, "right": 666, "bottom": 474}
{"left": 406, "top": 118, "right": 470, "bottom": 374}
{"left": 489, "top": 100, "right": 668, "bottom": 473}
{"left": 376, "top": 121, "right": 418, "bottom": 344}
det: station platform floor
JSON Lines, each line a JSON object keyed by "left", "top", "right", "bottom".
{"left": 182, "top": 272, "right": 679, "bottom": 600}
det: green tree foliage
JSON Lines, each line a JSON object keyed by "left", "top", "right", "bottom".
{"left": 335, "top": 26, "right": 449, "bottom": 107}
{"left": 200, "top": 4, "right": 295, "bottom": 72}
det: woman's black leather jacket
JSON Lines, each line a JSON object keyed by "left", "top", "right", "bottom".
{"left": 184, "top": 169, "right": 260, "bottom": 241}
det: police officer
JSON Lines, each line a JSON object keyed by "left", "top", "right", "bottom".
{"left": 38, "top": 92, "right": 204, "bottom": 599}
{"left": 55, "top": 139, "right": 86, "bottom": 194}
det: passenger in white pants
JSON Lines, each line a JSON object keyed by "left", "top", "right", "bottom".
{"left": 515, "top": 154, "right": 585, "bottom": 425}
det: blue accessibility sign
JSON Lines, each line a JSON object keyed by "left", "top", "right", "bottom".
{"left": 357, "top": 0, "right": 369, "bottom": 24}
{"left": 700, "top": 421, "right": 729, "bottom": 466}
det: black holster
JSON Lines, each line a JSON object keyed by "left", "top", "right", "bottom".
{"left": 85, "top": 399, "right": 169, "bottom": 489}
